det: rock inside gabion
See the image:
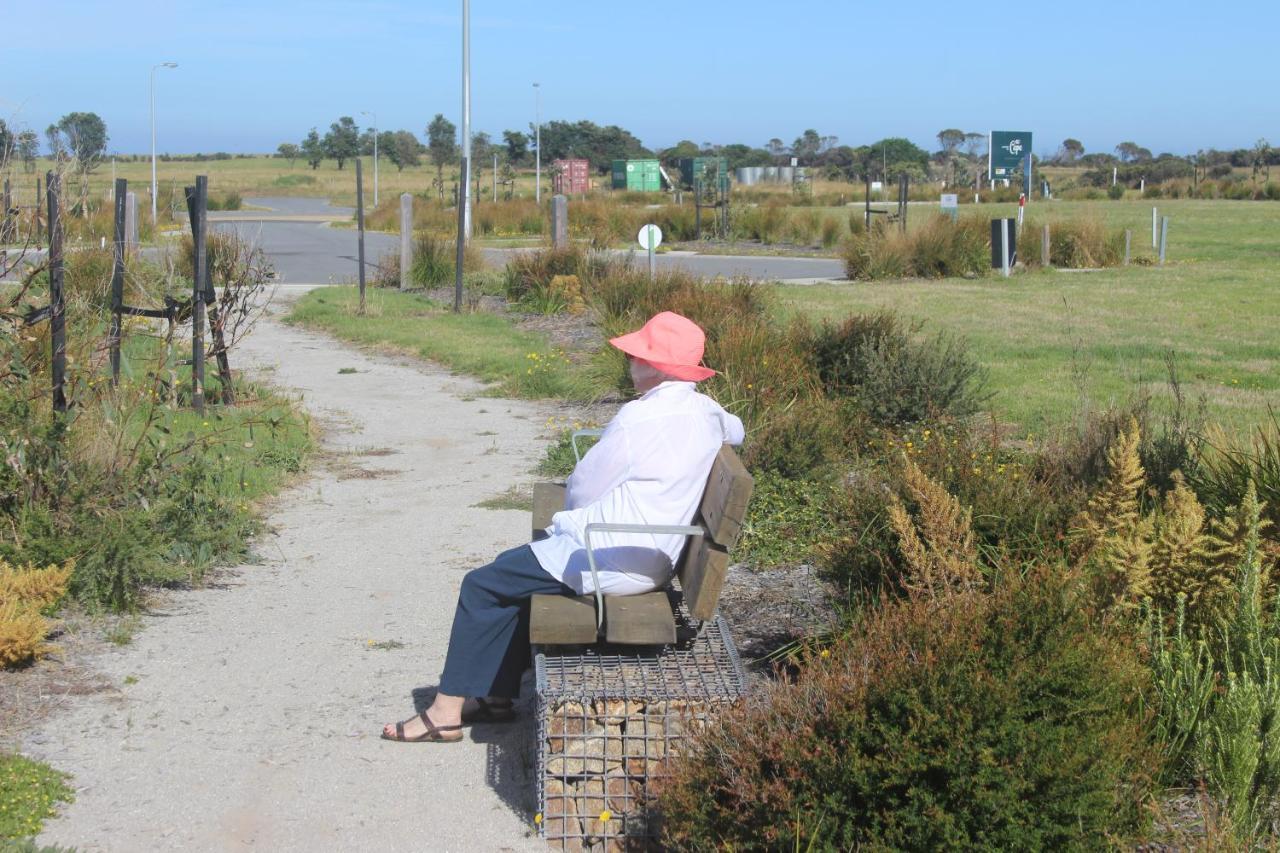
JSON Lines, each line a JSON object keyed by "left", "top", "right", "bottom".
{"left": 540, "top": 697, "right": 727, "bottom": 851}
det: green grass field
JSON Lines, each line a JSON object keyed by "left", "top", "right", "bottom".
{"left": 776, "top": 199, "right": 1280, "bottom": 435}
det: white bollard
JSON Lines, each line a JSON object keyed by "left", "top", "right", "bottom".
{"left": 399, "top": 193, "right": 412, "bottom": 290}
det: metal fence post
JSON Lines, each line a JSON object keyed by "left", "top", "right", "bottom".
{"left": 1159, "top": 217, "right": 1169, "bottom": 265}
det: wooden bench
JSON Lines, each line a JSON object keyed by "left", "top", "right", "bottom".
{"left": 528, "top": 438, "right": 753, "bottom": 646}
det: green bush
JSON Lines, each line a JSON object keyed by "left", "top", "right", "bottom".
{"left": 736, "top": 472, "right": 844, "bottom": 567}
{"left": 743, "top": 396, "right": 866, "bottom": 479}
{"left": 843, "top": 215, "right": 987, "bottom": 281}
{"left": 410, "top": 232, "right": 479, "bottom": 288}
{"left": 658, "top": 568, "right": 1157, "bottom": 849}
{"left": 798, "top": 311, "right": 990, "bottom": 427}
{"left": 1108, "top": 184, "right": 1126, "bottom": 200}
{"left": 502, "top": 244, "right": 589, "bottom": 301}
{"left": 1149, "top": 486, "right": 1280, "bottom": 842}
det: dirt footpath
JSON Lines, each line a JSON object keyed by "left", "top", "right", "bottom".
{"left": 27, "top": 289, "right": 562, "bottom": 852}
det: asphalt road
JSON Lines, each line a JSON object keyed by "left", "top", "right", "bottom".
{"left": 213, "top": 197, "right": 845, "bottom": 285}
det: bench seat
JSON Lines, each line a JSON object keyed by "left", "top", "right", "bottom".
{"left": 529, "top": 443, "right": 752, "bottom": 646}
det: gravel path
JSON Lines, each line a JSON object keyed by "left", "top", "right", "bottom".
{"left": 27, "top": 289, "right": 564, "bottom": 852}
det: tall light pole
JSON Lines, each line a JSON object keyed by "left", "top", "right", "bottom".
{"left": 361, "top": 110, "right": 378, "bottom": 207}
{"left": 150, "top": 61, "right": 178, "bottom": 225}
{"left": 460, "top": 0, "right": 472, "bottom": 241}
{"left": 533, "top": 82, "right": 541, "bottom": 204}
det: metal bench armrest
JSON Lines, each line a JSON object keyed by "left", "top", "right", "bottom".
{"left": 570, "top": 428, "right": 604, "bottom": 463}
{"left": 583, "top": 522, "right": 703, "bottom": 630}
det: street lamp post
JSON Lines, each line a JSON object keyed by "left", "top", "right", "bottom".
{"left": 149, "top": 61, "right": 178, "bottom": 226}
{"left": 461, "top": 0, "right": 471, "bottom": 240}
{"left": 533, "top": 82, "right": 541, "bottom": 204}
{"left": 361, "top": 110, "right": 378, "bottom": 207}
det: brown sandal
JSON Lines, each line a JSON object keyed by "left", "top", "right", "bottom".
{"left": 381, "top": 710, "right": 464, "bottom": 743}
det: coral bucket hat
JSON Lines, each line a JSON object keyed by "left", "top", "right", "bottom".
{"left": 609, "top": 311, "right": 716, "bottom": 382}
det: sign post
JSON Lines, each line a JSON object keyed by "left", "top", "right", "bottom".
{"left": 989, "top": 130, "right": 1033, "bottom": 190}
{"left": 940, "top": 193, "right": 958, "bottom": 222}
{"left": 638, "top": 224, "right": 662, "bottom": 280}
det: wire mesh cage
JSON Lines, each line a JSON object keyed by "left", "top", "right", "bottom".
{"left": 534, "top": 616, "right": 746, "bottom": 850}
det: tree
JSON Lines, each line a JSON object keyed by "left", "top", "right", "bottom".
{"left": 300, "top": 128, "right": 324, "bottom": 169}
{"left": 56, "top": 112, "right": 109, "bottom": 214}
{"left": 936, "top": 129, "right": 966, "bottom": 154}
{"left": 323, "top": 116, "right": 360, "bottom": 170}
{"left": 1114, "top": 141, "right": 1151, "bottom": 163}
{"left": 427, "top": 114, "right": 458, "bottom": 186}
{"left": 765, "top": 138, "right": 788, "bottom": 163}
{"left": 868, "top": 137, "right": 931, "bottom": 178}
{"left": 17, "top": 131, "right": 38, "bottom": 172}
{"left": 0, "top": 120, "right": 12, "bottom": 167}
{"left": 471, "top": 131, "right": 492, "bottom": 165}
{"left": 963, "top": 132, "right": 986, "bottom": 161}
{"left": 276, "top": 143, "right": 300, "bottom": 166}
{"left": 45, "top": 125, "right": 65, "bottom": 162}
{"left": 530, "top": 120, "right": 649, "bottom": 172}
{"left": 359, "top": 128, "right": 376, "bottom": 157}
{"left": 1252, "top": 138, "right": 1271, "bottom": 184}
{"left": 1059, "top": 138, "right": 1085, "bottom": 163}
{"left": 792, "top": 129, "right": 822, "bottom": 164}
{"left": 386, "top": 130, "right": 422, "bottom": 172}
{"left": 660, "top": 139, "right": 702, "bottom": 160}
{"left": 502, "top": 129, "right": 528, "bottom": 165}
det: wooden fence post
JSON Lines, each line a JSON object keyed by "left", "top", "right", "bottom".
{"left": 2, "top": 178, "right": 11, "bottom": 244}
{"left": 399, "top": 192, "right": 412, "bottom": 291}
{"left": 46, "top": 172, "right": 67, "bottom": 413}
{"left": 110, "top": 178, "right": 127, "bottom": 385}
{"left": 186, "top": 177, "right": 208, "bottom": 414}
{"left": 356, "top": 158, "right": 366, "bottom": 314}
{"left": 454, "top": 156, "right": 468, "bottom": 313}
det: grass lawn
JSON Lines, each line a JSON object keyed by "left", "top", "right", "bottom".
{"left": 775, "top": 199, "right": 1280, "bottom": 435}
{"left": 284, "top": 287, "right": 585, "bottom": 400}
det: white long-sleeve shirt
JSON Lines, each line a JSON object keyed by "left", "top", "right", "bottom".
{"left": 529, "top": 381, "right": 745, "bottom": 596}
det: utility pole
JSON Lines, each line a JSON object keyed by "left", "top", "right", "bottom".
{"left": 461, "top": 0, "right": 472, "bottom": 241}
{"left": 534, "top": 82, "right": 541, "bottom": 204}
{"left": 149, "top": 61, "right": 178, "bottom": 225}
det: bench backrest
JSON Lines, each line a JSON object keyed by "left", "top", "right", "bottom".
{"left": 677, "top": 444, "right": 753, "bottom": 621}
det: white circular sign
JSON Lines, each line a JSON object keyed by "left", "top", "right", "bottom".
{"left": 637, "top": 224, "right": 663, "bottom": 250}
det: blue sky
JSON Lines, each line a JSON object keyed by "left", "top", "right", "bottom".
{"left": 5, "top": 0, "right": 1276, "bottom": 157}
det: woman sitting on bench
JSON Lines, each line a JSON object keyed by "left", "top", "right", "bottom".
{"left": 381, "top": 311, "right": 745, "bottom": 743}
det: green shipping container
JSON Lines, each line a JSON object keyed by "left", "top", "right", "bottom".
{"left": 678, "top": 156, "right": 728, "bottom": 189}
{"left": 613, "top": 159, "right": 662, "bottom": 191}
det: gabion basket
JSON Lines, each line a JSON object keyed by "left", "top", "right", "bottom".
{"left": 534, "top": 615, "right": 746, "bottom": 851}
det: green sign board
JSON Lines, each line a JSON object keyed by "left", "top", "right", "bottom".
{"left": 990, "top": 130, "right": 1032, "bottom": 177}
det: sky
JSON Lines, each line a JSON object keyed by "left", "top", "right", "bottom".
{"left": 4, "top": 0, "right": 1277, "bottom": 158}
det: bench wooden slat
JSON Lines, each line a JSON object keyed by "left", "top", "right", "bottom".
{"left": 532, "top": 482, "right": 566, "bottom": 541}
{"left": 604, "top": 591, "right": 677, "bottom": 645}
{"left": 700, "top": 444, "right": 753, "bottom": 549}
{"left": 530, "top": 595, "right": 597, "bottom": 644}
{"left": 676, "top": 536, "right": 731, "bottom": 622}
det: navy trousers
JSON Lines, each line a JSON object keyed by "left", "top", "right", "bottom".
{"left": 438, "top": 545, "right": 575, "bottom": 699}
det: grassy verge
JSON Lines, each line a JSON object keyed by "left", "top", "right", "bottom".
{"left": 777, "top": 199, "right": 1280, "bottom": 436}
{"left": 284, "top": 287, "right": 588, "bottom": 399}
{"left": 0, "top": 753, "right": 72, "bottom": 841}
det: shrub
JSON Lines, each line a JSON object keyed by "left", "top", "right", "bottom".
{"left": 798, "top": 311, "right": 990, "bottom": 427}
{"left": 1108, "top": 184, "right": 1126, "bottom": 200}
{"left": 658, "top": 568, "right": 1157, "bottom": 849}
{"left": 1020, "top": 218, "right": 1126, "bottom": 269}
{"left": 0, "top": 558, "right": 72, "bottom": 668}
{"left": 1188, "top": 412, "right": 1280, "bottom": 545}
{"left": 742, "top": 396, "right": 865, "bottom": 479}
{"left": 735, "top": 472, "right": 845, "bottom": 567}
{"left": 843, "top": 215, "right": 987, "bottom": 280}
{"left": 1150, "top": 485, "right": 1280, "bottom": 843}
{"left": 503, "top": 244, "right": 589, "bottom": 302}
{"left": 409, "top": 232, "right": 481, "bottom": 288}
{"left": 819, "top": 216, "right": 842, "bottom": 248}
